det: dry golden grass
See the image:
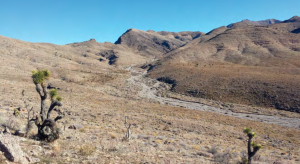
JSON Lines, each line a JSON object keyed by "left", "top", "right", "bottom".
{"left": 3, "top": 83, "right": 300, "bottom": 163}
{"left": 79, "top": 144, "right": 97, "bottom": 156}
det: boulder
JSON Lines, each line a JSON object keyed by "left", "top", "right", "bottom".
{"left": 0, "top": 133, "right": 30, "bottom": 164}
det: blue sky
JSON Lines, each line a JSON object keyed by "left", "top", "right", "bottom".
{"left": 0, "top": 0, "right": 299, "bottom": 45}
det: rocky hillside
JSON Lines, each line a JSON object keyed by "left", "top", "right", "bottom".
{"left": 115, "top": 28, "right": 204, "bottom": 57}
{"left": 66, "top": 38, "right": 146, "bottom": 66}
{"left": 146, "top": 16, "right": 300, "bottom": 112}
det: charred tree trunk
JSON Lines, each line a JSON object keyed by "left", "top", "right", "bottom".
{"left": 37, "top": 119, "right": 59, "bottom": 142}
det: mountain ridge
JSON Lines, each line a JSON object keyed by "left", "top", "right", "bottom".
{"left": 144, "top": 16, "right": 300, "bottom": 112}
{"left": 1, "top": 16, "right": 300, "bottom": 112}
{"left": 114, "top": 28, "right": 204, "bottom": 57}
{"left": 227, "top": 18, "right": 282, "bottom": 28}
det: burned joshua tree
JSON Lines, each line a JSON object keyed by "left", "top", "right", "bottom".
{"left": 29, "top": 69, "right": 64, "bottom": 142}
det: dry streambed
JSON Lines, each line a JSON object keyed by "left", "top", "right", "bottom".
{"left": 126, "top": 66, "right": 300, "bottom": 129}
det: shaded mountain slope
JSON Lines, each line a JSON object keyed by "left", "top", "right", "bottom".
{"left": 269, "top": 16, "right": 300, "bottom": 33}
{"left": 146, "top": 16, "right": 300, "bottom": 112}
{"left": 115, "top": 28, "right": 204, "bottom": 57}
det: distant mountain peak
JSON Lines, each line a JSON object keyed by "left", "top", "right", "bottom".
{"left": 67, "top": 38, "right": 98, "bottom": 47}
{"left": 241, "top": 19, "right": 251, "bottom": 22}
{"left": 284, "top": 15, "right": 300, "bottom": 22}
{"left": 227, "top": 18, "right": 282, "bottom": 28}
{"left": 147, "top": 30, "right": 155, "bottom": 33}
{"left": 122, "top": 28, "right": 137, "bottom": 34}
{"left": 290, "top": 15, "right": 300, "bottom": 19}
{"left": 88, "top": 38, "right": 97, "bottom": 42}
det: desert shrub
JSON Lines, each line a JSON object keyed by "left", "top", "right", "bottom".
{"left": 237, "top": 150, "right": 248, "bottom": 164}
{"left": 79, "top": 128, "right": 86, "bottom": 133}
{"left": 109, "top": 133, "right": 117, "bottom": 139}
{"left": 79, "top": 144, "right": 96, "bottom": 156}
{"left": 207, "top": 145, "right": 220, "bottom": 155}
{"left": 213, "top": 150, "right": 235, "bottom": 164}
{"left": 13, "top": 108, "right": 20, "bottom": 117}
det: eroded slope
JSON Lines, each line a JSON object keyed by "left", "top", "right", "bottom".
{"left": 147, "top": 16, "right": 300, "bottom": 112}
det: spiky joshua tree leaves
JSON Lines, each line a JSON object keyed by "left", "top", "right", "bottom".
{"left": 31, "top": 70, "right": 64, "bottom": 142}
{"left": 243, "top": 127, "right": 263, "bottom": 164}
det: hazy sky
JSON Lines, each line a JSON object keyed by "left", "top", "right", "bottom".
{"left": 1, "top": 0, "right": 299, "bottom": 45}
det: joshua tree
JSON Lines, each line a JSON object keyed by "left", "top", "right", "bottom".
{"left": 30, "top": 69, "right": 64, "bottom": 142}
{"left": 123, "top": 116, "right": 131, "bottom": 141}
{"left": 243, "top": 127, "right": 263, "bottom": 164}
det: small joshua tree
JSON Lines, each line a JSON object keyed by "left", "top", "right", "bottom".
{"left": 243, "top": 127, "right": 263, "bottom": 164}
{"left": 123, "top": 116, "right": 131, "bottom": 141}
{"left": 30, "top": 69, "right": 64, "bottom": 142}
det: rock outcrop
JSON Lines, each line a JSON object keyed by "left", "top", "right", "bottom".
{"left": 0, "top": 133, "right": 30, "bottom": 164}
